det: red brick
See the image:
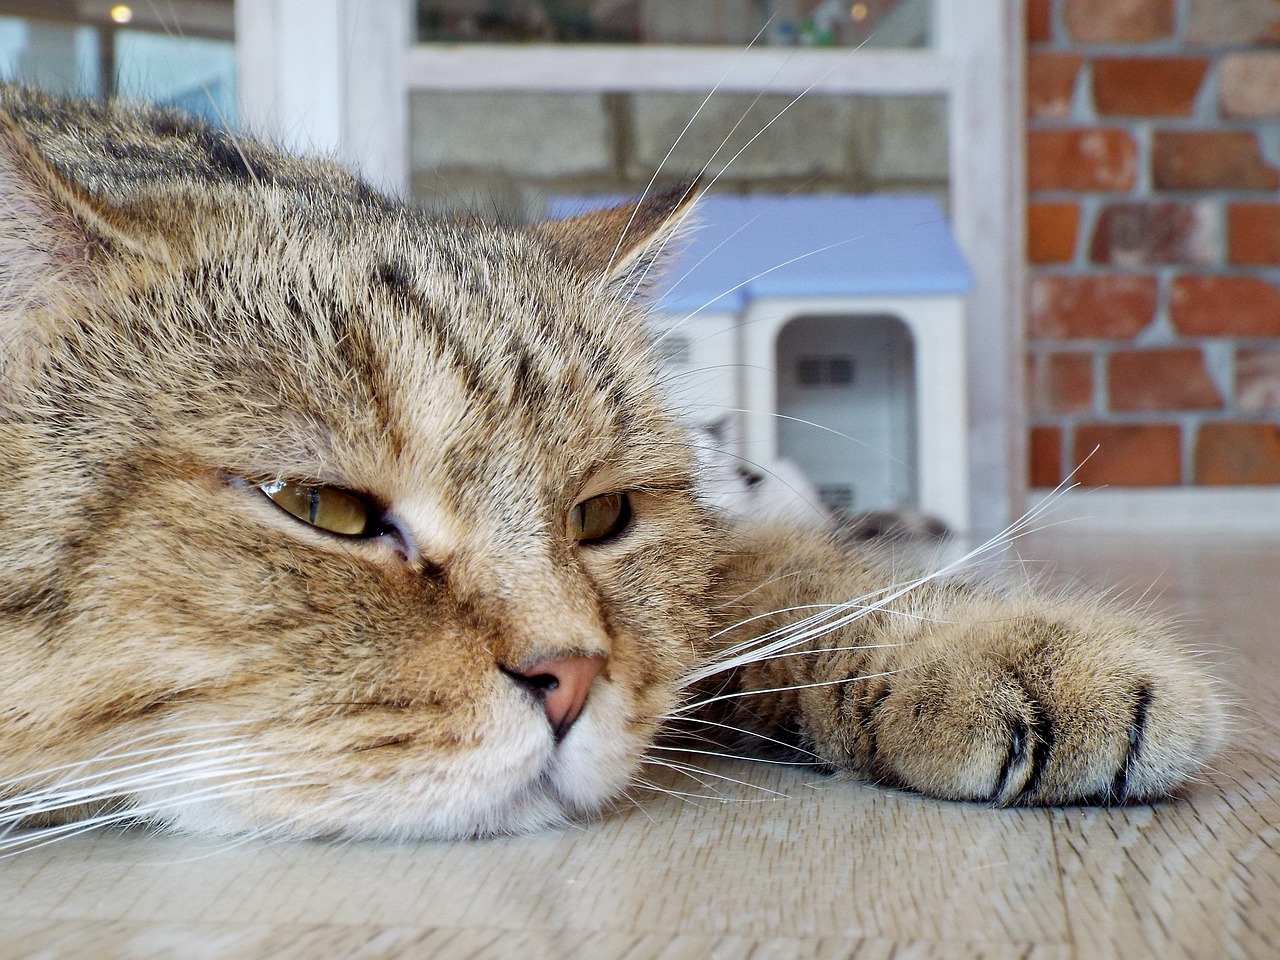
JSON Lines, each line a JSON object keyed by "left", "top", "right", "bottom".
{"left": 1031, "top": 352, "right": 1094, "bottom": 414}
{"left": 1074, "top": 424, "right": 1182, "bottom": 486}
{"left": 1093, "top": 58, "right": 1209, "bottom": 117}
{"left": 1029, "top": 274, "right": 1158, "bottom": 339}
{"left": 1195, "top": 423, "right": 1280, "bottom": 485}
{"left": 1153, "top": 131, "right": 1280, "bottom": 190}
{"left": 1170, "top": 276, "right": 1280, "bottom": 337}
{"left": 1028, "top": 0, "right": 1052, "bottom": 43}
{"left": 1221, "top": 53, "right": 1280, "bottom": 118}
{"left": 1028, "top": 53, "right": 1083, "bottom": 119}
{"left": 1236, "top": 349, "right": 1280, "bottom": 411}
{"left": 1228, "top": 203, "right": 1280, "bottom": 265}
{"left": 1108, "top": 348, "right": 1223, "bottom": 412}
{"left": 1028, "top": 202, "right": 1080, "bottom": 263}
{"left": 1028, "top": 129, "right": 1137, "bottom": 192}
{"left": 1064, "top": 0, "right": 1175, "bottom": 42}
{"left": 1029, "top": 350, "right": 1090, "bottom": 414}
{"left": 1030, "top": 426, "right": 1064, "bottom": 488}
{"left": 1090, "top": 201, "right": 1219, "bottom": 266}
{"left": 1189, "top": 0, "right": 1280, "bottom": 45}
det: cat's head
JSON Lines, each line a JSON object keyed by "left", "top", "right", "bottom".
{"left": 0, "top": 90, "right": 712, "bottom": 839}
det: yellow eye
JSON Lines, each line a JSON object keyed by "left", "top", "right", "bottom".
{"left": 260, "top": 481, "right": 374, "bottom": 537}
{"left": 569, "top": 492, "right": 632, "bottom": 544}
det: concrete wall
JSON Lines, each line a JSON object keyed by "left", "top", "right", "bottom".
{"left": 408, "top": 91, "right": 948, "bottom": 220}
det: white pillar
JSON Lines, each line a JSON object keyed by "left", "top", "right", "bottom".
{"left": 235, "top": 0, "right": 412, "bottom": 196}
{"left": 939, "top": 0, "right": 1026, "bottom": 535}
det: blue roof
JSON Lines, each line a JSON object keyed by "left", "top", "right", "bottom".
{"left": 549, "top": 194, "right": 973, "bottom": 313}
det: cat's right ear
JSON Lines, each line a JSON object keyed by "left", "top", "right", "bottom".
{"left": 0, "top": 110, "right": 146, "bottom": 371}
{"left": 531, "top": 180, "right": 700, "bottom": 297}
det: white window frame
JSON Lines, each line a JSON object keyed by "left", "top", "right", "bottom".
{"left": 235, "top": 0, "right": 1025, "bottom": 534}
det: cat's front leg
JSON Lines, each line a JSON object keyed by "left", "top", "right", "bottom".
{"left": 702, "top": 526, "right": 1226, "bottom": 805}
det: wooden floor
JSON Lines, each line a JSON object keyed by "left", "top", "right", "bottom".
{"left": 1, "top": 530, "right": 1277, "bottom": 960}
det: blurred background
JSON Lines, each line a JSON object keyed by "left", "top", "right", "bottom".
{"left": 1, "top": 0, "right": 1277, "bottom": 535}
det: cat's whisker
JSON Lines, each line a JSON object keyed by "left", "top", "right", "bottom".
{"left": 705, "top": 600, "right": 861, "bottom": 634}
{"left": 648, "top": 744, "right": 824, "bottom": 767}
{"left": 0, "top": 751, "right": 297, "bottom": 824}
{"left": 0, "top": 765, "right": 330, "bottom": 857}
{"left": 625, "top": 773, "right": 718, "bottom": 807}
{"left": 641, "top": 760, "right": 734, "bottom": 800}
{"left": 661, "top": 211, "right": 943, "bottom": 344}
{"left": 648, "top": 182, "right": 827, "bottom": 352}
{"left": 663, "top": 715, "right": 826, "bottom": 762}
{"left": 595, "top": 16, "right": 778, "bottom": 298}
{"left": 725, "top": 406, "right": 907, "bottom": 468}
{"left": 642, "top": 757, "right": 790, "bottom": 800}
{"left": 619, "top": 61, "right": 855, "bottom": 309}
{"left": 698, "top": 640, "right": 911, "bottom": 680}
{"left": 688, "top": 615, "right": 888, "bottom": 681}
{"left": 0, "top": 757, "right": 254, "bottom": 819}
{"left": 0, "top": 806, "right": 138, "bottom": 856}
{"left": 671, "top": 664, "right": 917, "bottom": 718}
{"left": 619, "top": 792, "right": 661, "bottom": 824}
{"left": 690, "top": 626, "right": 908, "bottom": 681}
{"left": 706, "top": 491, "right": 1075, "bottom": 670}
{"left": 0, "top": 721, "right": 259, "bottom": 795}
{"left": 709, "top": 587, "right": 961, "bottom": 644}
{"left": 682, "top": 586, "right": 934, "bottom": 688}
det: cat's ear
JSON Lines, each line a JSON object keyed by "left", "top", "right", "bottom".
{"left": 532, "top": 180, "right": 700, "bottom": 295}
{"left": 0, "top": 110, "right": 147, "bottom": 363}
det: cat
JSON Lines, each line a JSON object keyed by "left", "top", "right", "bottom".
{"left": 0, "top": 84, "right": 1224, "bottom": 846}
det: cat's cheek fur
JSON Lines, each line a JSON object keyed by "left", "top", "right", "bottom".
{"left": 142, "top": 689, "right": 638, "bottom": 840}
{"left": 544, "top": 682, "right": 648, "bottom": 814}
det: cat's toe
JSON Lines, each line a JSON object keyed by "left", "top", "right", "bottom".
{"left": 1097, "top": 681, "right": 1154, "bottom": 804}
{"left": 988, "top": 697, "right": 1054, "bottom": 805}
{"left": 999, "top": 668, "right": 1224, "bottom": 807}
{"left": 863, "top": 626, "right": 1225, "bottom": 807}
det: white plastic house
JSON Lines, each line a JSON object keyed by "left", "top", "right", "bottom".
{"left": 556, "top": 194, "right": 973, "bottom": 534}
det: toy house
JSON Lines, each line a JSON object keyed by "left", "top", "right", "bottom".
{"left": 556, "top": 194, "right": 974, "bottom": 533}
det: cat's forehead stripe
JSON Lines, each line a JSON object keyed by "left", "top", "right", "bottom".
{"left": 368, "top": 246, "right": 642, "bottom": 432}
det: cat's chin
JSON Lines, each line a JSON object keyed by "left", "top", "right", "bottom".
{"left": 133, "top": 684, "right": 647, "bottom": 842}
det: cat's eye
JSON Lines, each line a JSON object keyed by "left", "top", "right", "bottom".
{"left": 569, "top": 492, "right": 632, "bottom": 544}
{"left": 260, "top": 481, "right": 375, "bottom": 537}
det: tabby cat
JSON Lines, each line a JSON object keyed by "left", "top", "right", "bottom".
{"left": 0, "top": 85, "right": 1223, "bottom": 844}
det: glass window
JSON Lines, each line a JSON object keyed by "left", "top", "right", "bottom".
{"left": 0, "top": 3, "right": 235, "bottom": 124}
{"left": 417, "top": 0, "right": 935, "bottom": 48}
{"left": 0, "top": 15, "right": 101, "bottom": 97}
{"left": 116, "top": 30, "right": 236, "bottom": 125}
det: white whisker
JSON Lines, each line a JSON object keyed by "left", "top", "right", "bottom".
{"left": 640, "top": 758, "right": 787, "bottom": 801}
{"left": 0, "top": 765, "right": 329, "bottom": 857}
{"left": 595, "top": 17, "right": 776, "bottom": 292}
{"left": 649, "top": 744, "right": 823, "bottom": 767}
{"left": 671, "top": 664, "right": 914, "bottom": 718}
{"left": 667, "top": 715, "right": 825, "bottom": 761}
{"left": 0, "top": 750, "right": 296, "bottom": 826}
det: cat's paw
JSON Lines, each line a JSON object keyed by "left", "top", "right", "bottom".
{"left": 862, "top": 597, "right": 1226, "bottom": 805}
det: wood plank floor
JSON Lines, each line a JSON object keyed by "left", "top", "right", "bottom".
{"left": 1, "top": 531, "right": 1276, "bottom": 960}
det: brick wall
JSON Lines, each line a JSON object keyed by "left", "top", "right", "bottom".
{"left": 1026, "top": 0, "right": 1280, "bottom": 489}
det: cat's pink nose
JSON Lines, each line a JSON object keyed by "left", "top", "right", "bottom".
{"left": 505, "top": 655, "right": 607, "bottom": 742}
